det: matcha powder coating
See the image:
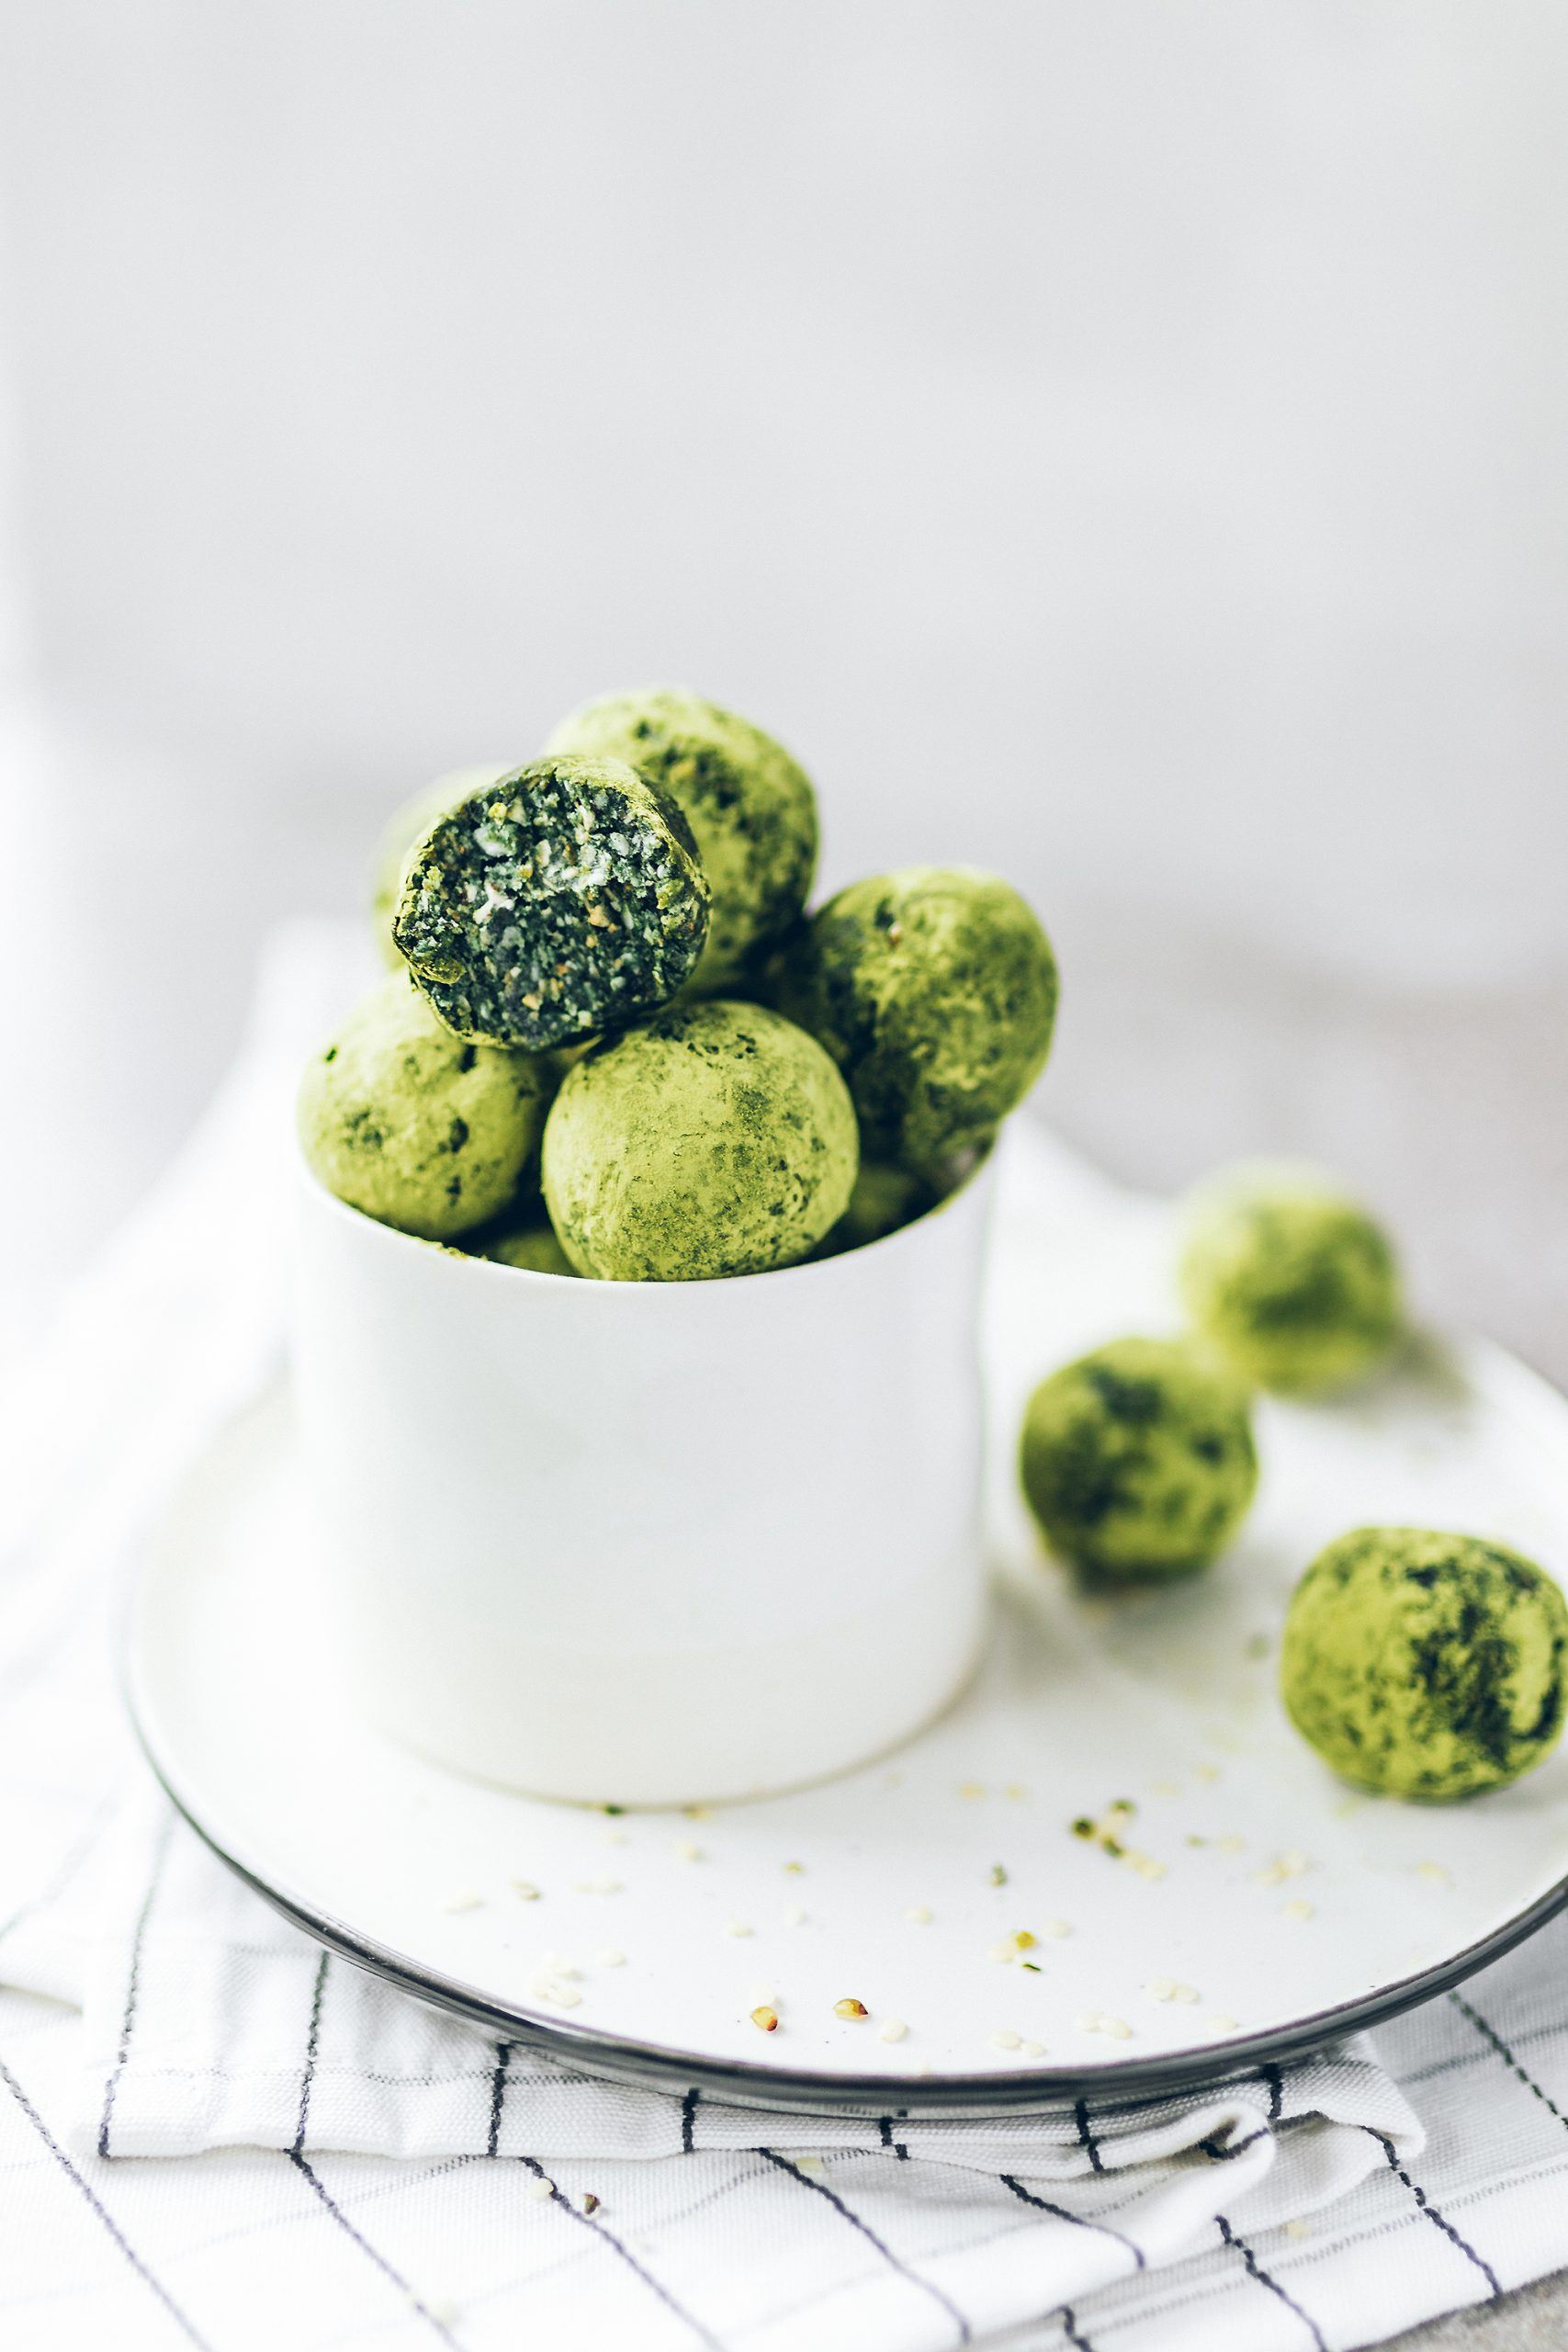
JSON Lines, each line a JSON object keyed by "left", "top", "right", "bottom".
{"left": 1281, "top": 1527, "right": 1568, "bottom": 1800}
{"left": 298, "top": 972, "right": 555, "bottom": 1240}
{"left": 1020, "top": 1336, "right": 1258, "bottom": 1581}
{"left": 543, "top": 1001, "right": 858, "bottom": 1280}
{"left": 392, "top": 753, "right": 710, "bottom": 1049}
{"left": 1179, "top": 1165, "right": 1403, "bottom": 1396}
{"left": 546, "top": 687, "right": 818, "bottom": 995}
{"left": 777, "top": 866, "right": 1057, "bottom": 1177}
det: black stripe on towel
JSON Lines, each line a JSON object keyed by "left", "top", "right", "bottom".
{"left": 292, "top": 1949, "right": 331, "bottom": 2154}
{"left": 97, "top": 1814, "right": 175, "bottom": 2158}
{"left": 758, "top": 2146, "right": 972, "bottom": 2344}
{"left": 1073, "top": 2098, "right": 1106, "bottom": 2174}
{"left": 288, "top": 2148, "right": 462, "bottom": 2343}
{"left": 487, "top": 2041, "right": 512, "bottom": 2157}
{"left": 1450, "top": 1992, "right": 1568, "bottom": 2134}
{"left": 3, "top": 2052, "right": 213, "bottom": 2349}
{"left": 1364, "top": 2130, "right": 1501, "bottom": 2298}
{"left": 1216, "top": 2212, "right": 1328, "bottom": 2350}
{"left": 517, "top": 2153, "right": 722, "bottom": 2348}
{"left": 998, "top": 2173, "right": 1146, "bottom": 2270}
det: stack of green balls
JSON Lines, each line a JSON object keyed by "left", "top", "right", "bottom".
{"left": 300, "top": 687, "right": 1058, "bottom": 1283}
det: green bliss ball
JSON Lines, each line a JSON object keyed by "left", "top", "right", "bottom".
{"left": 542, "top": 1000, "right": 858, "bottom": 1281}
{"left": 369, "top": 764, "right": 503, "bottom": 968}
{"left": 298, "top": 972, "right": 556, "bottom": 1239}
{"left": 392, "top": 753, "right": 710, "bottom": 1049}
{"left": 775, "top": 866, "right": 1057, "bottom": 1176}
{"left": 816, "top": 1162, "right": 931, "bottom": 1259}
{"left": 1019, "top": 1336, "right": 1258, "bottom": 1582}
{"left": 1178, "top": 1163, "right": 1403, "bottom": 1396}
{"left": 1280, "top": 1527, "right": 1568, "bottom": 1800}
{"left": 546, "top": 687, "right": 818, "bottom": 996}
{"left": 473, "top": 1212, "right": 578, "bottom": 1276}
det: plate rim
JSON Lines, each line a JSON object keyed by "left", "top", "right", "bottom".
{"left": 124, "top": 1340, "right": 1568, "bottom": 2119}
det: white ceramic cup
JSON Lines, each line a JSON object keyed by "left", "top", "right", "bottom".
{"left": 291, "top": 1157, "right": 995, "bottom": 1806}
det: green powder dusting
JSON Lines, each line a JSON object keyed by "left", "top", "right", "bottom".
{"left": 1020, "top": 1335, "right": 1258, "bottom": 1582}
{"left": 297, "top": 971, "right": 556, "bottom": 1239}
{"left": 393, "top": 753, "right": 710, "bottom": 1048}
{"left": 546, "top": 687, "right": 817, "bottom": 996}
{"left": 776, "top": 865, "right": 1057, "bottom": 1177}
{"left": 1280, "top": 1526, "right": 1568, "bottom": 1799}
{"left": 542, "top": 1000, "right": 858, "bottom": 1281}
{"left": 1179, "top": 1162, "right": 1403, "bottom": 1396}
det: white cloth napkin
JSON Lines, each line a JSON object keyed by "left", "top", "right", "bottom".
{"left": 4, "top": 921, "right": 1568, "bottom": 2352}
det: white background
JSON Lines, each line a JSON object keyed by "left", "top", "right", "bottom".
{"left": 0, "top": 1, "right": 1562, "bottom": 1368}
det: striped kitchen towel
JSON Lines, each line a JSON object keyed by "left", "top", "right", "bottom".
{"left": 3, "top": 921, "right": 1568, "bottom": 2351}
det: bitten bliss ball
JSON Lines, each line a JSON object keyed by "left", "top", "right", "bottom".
{"left": 1178, "top": 1163, "right": 1403, "bottom": 1396}
{"left": 542, "top": 1001, "right": 858, "bottom": 1280}
{"left": 776, "top": 866, "right": 1057, "bottom": 1177}
{"left": 393, "top": 754, "right": 710, "bottom": 1049}
{"left": 1020, "top": 1336, "right": 1258, "bottom": 1581}
{"left": 298, "top": 973, "right": 555, "bottom": 1239}
{"left": 546, "top": 687, "right": 818, "bottom": 996}
{"left": 1280, "top": 1527, "right": 1568, "bottom": 1799}
{"left": 369, "top": 764, "right": 502, "bottom": 967}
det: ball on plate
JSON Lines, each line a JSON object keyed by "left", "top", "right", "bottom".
{"left": 1280, "top": 1527, "right": 1568, "bottom": 1799}
{"left": 393, "top": 754, "right": 710, "bottom": 1049}
{"left": 545, "top": 686, "right": 818, "bottom": 996}
{"left": 1019, "top": 1336, "right": 1258, "bottom": 1582}
{"left": 369, "top": 764, "right": 503, "bottom": 968}
{"left": 298, "top": 972, "right": 555, "bottom": 1239}
{"left": 542, "top": 1001, "right": 858, "bottom": 1280}
{"left": 1177, "top": 1163, "right": 1403, "bottom": 1396}
{"left": 775, "top": 866, "right": 1057, "bottom": 1177}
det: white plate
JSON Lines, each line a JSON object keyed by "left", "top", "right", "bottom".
{"left": 127, "top": 1216, "right": 1568, "bottom": 2114}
